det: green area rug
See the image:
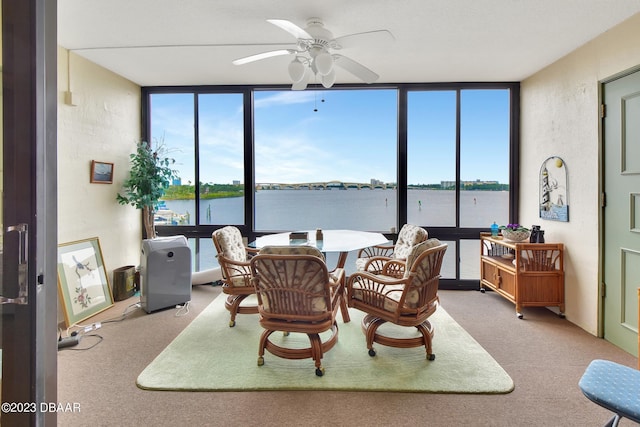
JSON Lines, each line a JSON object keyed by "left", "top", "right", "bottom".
{"left": 137, "top": 295, "right": 514, "bottom": 393}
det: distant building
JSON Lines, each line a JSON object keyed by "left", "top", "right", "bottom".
{"left": 440, "top": 180, "right": 501, "bottom": 188}
{"left": 172, "top": 178, "right": 182, "bottom": 186}
{"left": 233, "top": 180, "right": 240, "bottom": 185}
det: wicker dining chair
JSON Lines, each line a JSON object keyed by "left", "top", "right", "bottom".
{"left": 347, "top": 239, "right": 447, "bottom": 360}
{"left": 212, "top": 226, "right": 259, "bottom": 327}
{"left": 355, "top": 223, "right": 428, "bottom": 277}
{"left": 249, "top": 245, "right": 345, "bottom": 376}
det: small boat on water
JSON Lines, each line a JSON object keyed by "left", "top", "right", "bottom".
{"left": 154, "top": 201, "right": 188, "bottom": 225}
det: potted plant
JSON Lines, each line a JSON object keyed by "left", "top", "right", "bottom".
{"left": 117, "top": 139, "right": 178, "bottom": 239}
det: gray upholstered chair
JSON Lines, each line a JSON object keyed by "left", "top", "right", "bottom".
{"left": 355, "top": 224, "right": 428, "bottom": 277}
{"left": 347, "top": 239, "right": 447, "bottom": 360}
{"left": 250, "top": 245, "right": 346, "bottom": 376}
{"left": 212, "top": 226, "right": 259, "bottom": 327}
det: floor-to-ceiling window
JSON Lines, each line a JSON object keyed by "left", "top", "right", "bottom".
{"left": 149, "top": 93, "right": 196, "bottom": 224}
{"left": 144, "top": 83, "right": 519, "bottom": 288}
{"left": 459, "top": 89, "right": 511, "bottom": 281}
{"left": 149, "top": 91, "right": 246, "bottom": 270}
{"left": 253, "top": 89, "right": 397, "bottom": 232}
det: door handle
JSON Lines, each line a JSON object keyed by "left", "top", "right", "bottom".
{"left": 2, "top": 223, "right": 29, "bottom": 305}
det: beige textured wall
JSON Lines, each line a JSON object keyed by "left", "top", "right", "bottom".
{"left": 521, "top": 13, "right": 640, "bottom": 334}
{"left": 57, "top": 47, "right": 142, "bottom": 290}
{"left": 53, "top": 11, "right": 640, "bottom": 335}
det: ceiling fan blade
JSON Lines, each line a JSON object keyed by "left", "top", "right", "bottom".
{"left": 332, "top": 30, "right": 394, "bottom": 50}
{"left": 332, "top": 54, "right": 379, "bottom": 84}
{"left": 267, "top": 19, "right": 313, "bottom": 40}
{"left": 232, "top": 49, "right": 296, "bottom": 65}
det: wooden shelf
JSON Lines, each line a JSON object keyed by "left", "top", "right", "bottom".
{"left": 479, "top": 232, "right": 565, "bottom": 319}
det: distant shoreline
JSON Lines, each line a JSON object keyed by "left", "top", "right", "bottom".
{"left": 162, "top": 186, "right": 509, "bottom": 201}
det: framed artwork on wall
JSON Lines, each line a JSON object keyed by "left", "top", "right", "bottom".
{"left": 90, "top": 160, "right": 114, "bottom": 184}
{"left": 539, "top": 156, "right": 569, "bottom": 222}
{"left": 57, "top": 237, "right": 114, "bottom": 327}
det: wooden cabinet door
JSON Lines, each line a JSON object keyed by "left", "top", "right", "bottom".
{"left": 498, "top": 269, "right": 516, "bottom": 300}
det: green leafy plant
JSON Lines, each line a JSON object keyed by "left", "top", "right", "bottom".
{"left": 117, "top": 139, "right": 178, "bottom": 238}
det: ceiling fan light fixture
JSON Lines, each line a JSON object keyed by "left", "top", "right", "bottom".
{"left": 321, "top": 68, "right": 336, "bottom": 88}
{"left": 314, "top": 50, "right": 333, "bottom": 76}
{"left": 233, "top": 18, "right": 392, "bottom": 91}
{"left": 288, "top": 57, "right": 306, "bottom": 82}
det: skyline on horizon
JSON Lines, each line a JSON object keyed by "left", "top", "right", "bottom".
{"left": 150, "top": 88, "right": 510, "bottom": 187}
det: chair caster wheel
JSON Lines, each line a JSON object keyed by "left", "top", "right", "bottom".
{"left": 283, "top": 331, "right": 290, "bottom": 336}
{"left": 427, "top": 353, "right": 436, "bottom": 361}
{"left": 315, "top": 367, "right": 325, "bottom": 377}
{"left": 229, "top": 320, "right": 236, "bottom": 327}
{"left": 480, "top": 288, "right": 485, "bottom": 293}
{"left": 257, "top": 356, "right": 264, "bottom": 366}
{"left": 368, "top": 348, "right": 376, "bottom": 357}
{"left": 559, "top": 313, "right": 565, "bottom": 319}
{"left": 517, "top": 313, "right": 523, "bottom": 319}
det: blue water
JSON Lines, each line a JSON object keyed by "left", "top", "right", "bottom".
{"left": 164, "top": 189, "right": 508, "bottom": 230}
{"left": 162, "top": 190, "right": 508, "bottom": 279}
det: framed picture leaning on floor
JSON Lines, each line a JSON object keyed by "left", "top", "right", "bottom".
{"left": 57, "top": 237, "right": 114, "bottom": 327}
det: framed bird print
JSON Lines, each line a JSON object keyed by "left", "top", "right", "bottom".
{"left": 57, "top": 237, "right": 114, "bottom": 327}
{"left": 539, "top": 156, "right": 569, "bottom": 222}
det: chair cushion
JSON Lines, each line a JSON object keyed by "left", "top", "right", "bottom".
{"left": 355, "top": 225, "right": 427, "bottom": 272}
{"left": 404, "top": 238, "right": 442, "bottom": 279}
{"left": 259, "top": 245, "right": 324, "bottom": 259}
{"left": 354, "top": 257, "right": 368, "bottom": 271}
{"left": 329, "top": 267, "right": 345, "bottom": 285}
{"left": 393, "top": 224, "right": 428, "bottom": 260}
{"left": 255, "top": 246, "right": 329, "bottom": 313}
{"left": 214, "top": 226, "right": 247, "bottom": 262}
{"left": 228, "top": 274, "right": 251, "bottom": 287}
{"left": 579, "top": 359, "right": 640, "bottom": 423}
{"left": 350, "top": 281, "right": 421, "bottom": 311}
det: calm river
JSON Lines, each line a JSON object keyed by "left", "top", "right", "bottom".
{"left": 162, "top": 189, "right": 508, "bottom": 278}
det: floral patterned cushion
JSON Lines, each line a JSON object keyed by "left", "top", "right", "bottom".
{"left": 393, "top": 224, "right": 428, "bottom": 260}
{"left": 258, "top": 245, "right": 324, "bottom": 258}
{"left": 256, "top": 246, "right": 329, "bottom": 313}
{"left": 228, "top": 274, "right": 251, "bottom": 287}
{"left": 213, "top": 226, "right": 253, "bottom": 288}
{"left": 355, "top": 224, "right": 427, "bottom": 272}
{"left": 213, "top": 226, "right": 247, "bottom": 262}
{"left": 329, "top": 268, "right": 344, "bottom": 285}
{"left": 403, "top": 238, "right": 442, "bottom": 279}
{"left": 350, "top": 283, "right": 410, "bottom": 312}
{"left": 354, "top": 257, "right": 369, "bottom": 271}
{"left": 351, "top": 239, "right": 443, "bottom": 312}
{"left": 258, "top": 245, "right": 342, "bottom": 283}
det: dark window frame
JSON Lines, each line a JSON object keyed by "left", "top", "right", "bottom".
{"left": 141, "top": 82, "right": 520, "bottom": 289}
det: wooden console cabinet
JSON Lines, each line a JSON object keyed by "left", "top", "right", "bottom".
{"left": 480, "top": 232, "right": 565, "bottom": 319}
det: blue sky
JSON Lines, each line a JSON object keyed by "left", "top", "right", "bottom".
{"left": 150, "top": 88, "right": 510, "bottom": 186}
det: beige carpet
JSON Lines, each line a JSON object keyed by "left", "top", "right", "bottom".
{"left": 137, "top": 294, "right": 514, "bottom": 393}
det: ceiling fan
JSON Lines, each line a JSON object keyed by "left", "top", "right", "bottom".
{"left": 232, "top": 18, "right": 394, "bottom": 90}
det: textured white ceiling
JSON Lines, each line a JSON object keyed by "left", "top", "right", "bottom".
{"left": 58, "top": 0, "right": 640, "bottom": 87}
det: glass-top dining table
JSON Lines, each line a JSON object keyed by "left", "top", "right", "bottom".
{"left": 250, "top": 229, "right": 388, "bottom": 270}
